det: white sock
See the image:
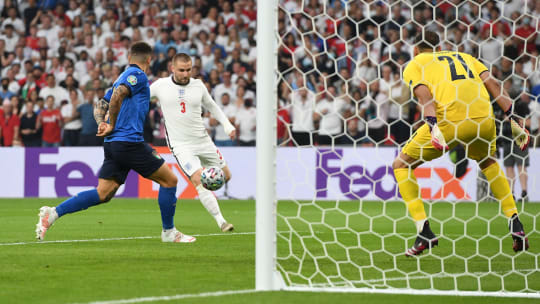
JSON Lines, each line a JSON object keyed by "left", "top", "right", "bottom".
{"left": 415, "top": 219, "right": 427, "bottom": 234}
{"left": 163, "top": 227, "right": 176, "bottom": 234}
{"left": 50, "top": 207, "right": 59, "bottom": 224}
{"left": 196, "top": 184, "right": 226, "bottom": 227}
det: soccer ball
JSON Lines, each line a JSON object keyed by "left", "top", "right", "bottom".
{"left": 200, "top": 166, "right": 225, "bottom": 191}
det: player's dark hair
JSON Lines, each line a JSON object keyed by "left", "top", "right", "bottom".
{"left": 129, "top": 41, "right": 153, "bottom": 62}
{"left": 414, "top": 30, "right": 440, "bottom": 51}
{"left": 173, "top": 53, "right": 192, "bottom": 63}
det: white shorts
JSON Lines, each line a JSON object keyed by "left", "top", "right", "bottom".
{"left": 168, "top": 137, "right": 226, "bottom": 177}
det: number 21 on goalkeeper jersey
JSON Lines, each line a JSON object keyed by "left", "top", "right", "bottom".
{"left": 403, "top": 51, "right": 494, "bottom": 122}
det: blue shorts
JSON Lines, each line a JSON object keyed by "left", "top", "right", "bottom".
{"left": 98, "top": 141, "right": 165, "bottom": 184}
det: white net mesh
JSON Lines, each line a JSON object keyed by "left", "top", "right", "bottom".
{"left": 274, "top": 0, "right": 540, "bottom": 294}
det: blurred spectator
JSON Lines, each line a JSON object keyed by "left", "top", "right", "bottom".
{"left": 2, "top": 24, "right": 18, "bottom": 53}
{"left": 149, "top": 103, "right": 166, "bottom": 147}
{"left": 77, "top": 89, "right": 101, "bottom": 146}
{"left": 37, "top": 95, "right": 62, "bottom": 147}
{"left": 0, "top": 99, "right": 20, "bottom": 146}
{"left": 502, "top": 92, "right": 531, "bottom": 202}
{"left": 0, "top": 77, "right": 15, "bottom": 100}
{"left": 479, "top": 29, "right": 503, "bottom": 67}
{"left": 277, "top": 101, "right": 291, "bottom": 145}
{"left": 3, "top": 6, "right": 24, "bottom": 36}
{"left": 388, "top": 73, "right": 412, "bottom": 145}
{"left": 313, "top": 86, "right": 350, "bottom": 146}
{"left": 9, "top": 95, "right": 21, "bottom": 116}
{"left": 154, "top": 30, "right": 177, "bottom": 55}
{"left": 0, "top": 0, "right": 536, "bottom": 150}
{"left": 366, "top": 81, "right": 388, "bottom": 145}
{"left": 514, "top": 16, "right": 537, "bottom": 55}
{"left": 39, "top": 74, "right": 69, "bottom": 108}
{"left": 213, "top": 70, "right": 236, "bottom": 106}
{"left": 290, "top": 79, "right": 315, "bottom": 146}
{"left": 19, "top": 100, "right": 41, "bottom": 147}
{"left": 481, "top": 6, "right": 511, "bottom": 38}
{"left": 213, "top": 92, "right": 237, "bottom": 146}
{"left": 61, "top": 89, "right": 82, "bottom": 146}
{"left": 235, "top": 98, "right": 256, "bottom": 146}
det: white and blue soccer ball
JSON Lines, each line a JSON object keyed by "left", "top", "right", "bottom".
{"left": 200, "top": 166, "right": 225, "bottom": 191}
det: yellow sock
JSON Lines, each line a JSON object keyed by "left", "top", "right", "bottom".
{"left": 482, "top": 162, "right": 517, "bottom": 217}
{"left": 394, "top": 168, "right": 427, "bottom": 221}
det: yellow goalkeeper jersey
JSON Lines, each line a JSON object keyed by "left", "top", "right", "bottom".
{"left": 403, "top": 51, "right": 493, "bottom": 122}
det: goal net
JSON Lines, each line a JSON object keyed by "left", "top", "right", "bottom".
{"left": 257, "top": 0, "right": 540, "bottom": 297}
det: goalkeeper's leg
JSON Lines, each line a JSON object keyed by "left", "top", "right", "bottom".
{"left": 393, "top": 152, "right": 438, "bottom": 256}
{"left": 479, "top": 158, "right": 529, "bottom": 252}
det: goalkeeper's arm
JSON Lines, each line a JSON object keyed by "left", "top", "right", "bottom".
{"left": 480, "top": 71, "right": 530, "bottom": 150}
{"left": 413, "top": 85, "right": 448, "bottom": 151}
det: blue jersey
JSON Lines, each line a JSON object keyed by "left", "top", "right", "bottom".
{"left": 105, "top": 64, "right": 150, "bottom": 143}
{"left": 103, "top": 88, "right": 112, "bottom": 101}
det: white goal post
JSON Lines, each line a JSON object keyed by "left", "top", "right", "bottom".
{"left": 256, "top": 0, "right": 280, "bottom": 291}
{"left": 256, "top": 0, "right": 540, "bottom": 298}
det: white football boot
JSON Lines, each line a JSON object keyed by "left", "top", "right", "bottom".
{"left": 220, "top": 222, "right": 234, "bottom": 232}
{"left": 161, "top": 228, "right": 196, "bottom": 243}
{"left": 35, "top": 206, "right": 59, "bottom": 241}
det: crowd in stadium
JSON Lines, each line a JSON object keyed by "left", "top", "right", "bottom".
{"left": 0, "top": 0, "right": 539, "bottom": 148}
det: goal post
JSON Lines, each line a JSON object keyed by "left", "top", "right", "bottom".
{"left": 255, "top": 0, "right": 279, "bottom": 291}
{"left": 257, "top": 0, "right": 540, "bottom": 297}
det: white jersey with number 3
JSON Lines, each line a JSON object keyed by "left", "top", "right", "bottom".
{"left": 150, "top": 76, "right": 235, "bottom": 176}
{"left": 150, "top": 76, "right": 235, "bottom": 145}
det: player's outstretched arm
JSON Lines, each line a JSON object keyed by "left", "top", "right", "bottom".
{"left": 201, "top": 86, "right": 236, "bottom": 138}
{"left": 480, "top": 71, "right": 530, "bottom": 150}
{"left": 413, "top": 85, "right": 448, "bottom": 151}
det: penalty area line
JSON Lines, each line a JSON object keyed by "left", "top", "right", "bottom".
{"left": 75, "top": 289, "right": 258, "bottom": 304}
{"left": 0, "top": 231, "right": 256, "bottom": 246}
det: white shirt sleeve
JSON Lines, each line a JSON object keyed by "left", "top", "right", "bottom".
{"left": 201, "top": 83, "right": 236, "bottom": 135}
{"left": 150, "top": 79, "right": 159, "bottom": 98}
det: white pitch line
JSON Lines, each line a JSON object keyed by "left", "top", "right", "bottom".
{"left": 286, "top": 286, "right": 540, "bottom": 299}
{"left": 357, "top": 268, "right": 539, "bottom": 284}
{"left": 0, "top": 231, "right": 256, "bottom": 246}
{"left": 0, "top": 230, "right": 534, "bottom": 246}
{"left": 75, "top": 289, "right": 258, "bottom": 304}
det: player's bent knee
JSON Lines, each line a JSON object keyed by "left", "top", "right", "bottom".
{"left": 167, "top": 174, "right": 179, "bottom": 187}
{"left": 190, "top": 170, "right": 202, "bottom": 187}
{"left": 98, "top": 186, "right": 119, "bottom": 203}
{"left": 96, "top": 179, "right": 120, "bottom": 203}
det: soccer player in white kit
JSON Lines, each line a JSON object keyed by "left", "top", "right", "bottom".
{"left": 150, "top": 53, "right": 235, "bottom": 232}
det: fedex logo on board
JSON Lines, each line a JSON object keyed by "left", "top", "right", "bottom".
{"left": 315, "top": 149, "right": 471, "bottom": 200}
{"left": 24, "top": 148, "right": 138, "bottom": 197}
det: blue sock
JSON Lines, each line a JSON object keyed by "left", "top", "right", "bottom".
{"left": 158, "top": 186, "right": 177, "bottom": 230}
{"left": 56, "top": 189, "right": 101, "bottom": 217}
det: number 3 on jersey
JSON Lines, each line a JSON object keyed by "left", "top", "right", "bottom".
{"left": 180, "top": 101, "right": 186, "bottom": 113}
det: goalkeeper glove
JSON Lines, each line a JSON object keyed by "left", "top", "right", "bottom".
{"left": 506, "top": 105, "right": 530, "bottom": 151}
{"left": 426, "top": 116, "right": 449, "bottom": 151}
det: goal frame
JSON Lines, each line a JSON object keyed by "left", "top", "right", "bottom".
{"left": 255, "top": 0, "right": 539, "bottom": 299}
{"left": 255, "top": 0, "right": 281, "bottom": 291}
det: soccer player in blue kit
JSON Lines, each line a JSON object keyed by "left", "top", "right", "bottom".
{"left": 35, "top": 42, "right": 196, "bottom": 243}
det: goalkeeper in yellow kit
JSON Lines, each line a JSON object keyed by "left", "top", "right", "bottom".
{"left": 393, "top": 31, "right": 530, "bottom": 256}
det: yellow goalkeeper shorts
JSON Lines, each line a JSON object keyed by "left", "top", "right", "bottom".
{"left": 402, "top": 117, "right": 496, "bottom": 162}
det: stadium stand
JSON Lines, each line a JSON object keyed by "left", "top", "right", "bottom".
{"left": 0, "top": 0, "right": 539, "bottom": 149}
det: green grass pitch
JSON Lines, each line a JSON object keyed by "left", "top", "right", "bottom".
{"left": 0, "top": 198, "right": 538, "bottom": 303}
